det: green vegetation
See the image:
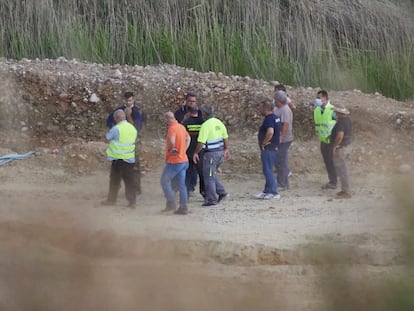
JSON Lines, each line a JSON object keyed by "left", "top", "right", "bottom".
{"left": 0, "top": 0, "right": 413, "bottom": 100}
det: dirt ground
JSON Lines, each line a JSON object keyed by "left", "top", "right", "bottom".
{"left": 1, "top": 59, "right": 414, "bottom": 310}
{"left": 0, "top": 134, "right": 412, "bottom": 310}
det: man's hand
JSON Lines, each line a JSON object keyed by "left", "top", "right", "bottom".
{"left": 193, "top": 153, "right": 200, "bottom": 164}
{"left": 125, "top": 107, "right": 132, "bottom": 117}
{"left": 224, "top": 149, "right": 230, "bottom": 160}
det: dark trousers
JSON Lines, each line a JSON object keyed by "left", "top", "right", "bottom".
{"left": 107, "top": 160, "right": 136, "bottom": 205}
{"left": 134, "top": 150, "right": 141, "bottom": 194}
{"left": 186, "top": 157, "right": 205, "bottom": 196}
{"left": 275, "top": 141, "right": 292, "bottom": 188}
{"left": 320, "top": 142, "right": 337, "bottom": 186}
{"left": 202, "top": 151, "right": 226, "bottom": 204}
{"left": 134, "top": 157, "right": 141, "bottom": 194}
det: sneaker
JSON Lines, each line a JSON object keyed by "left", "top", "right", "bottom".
{"left": 263, "top": 193, "right": 281, "bottom": 200}
{"left": 202, "top": 202, "right": 217, "bottom": 207}
{"left": 255, "top": 192, "right": 267, "bottom": 199}
{"left": 174, "top": 208, "right": 188, "bottom": 215}
{"left": 336, "top": 191, "right": 352, "bottom": 199}
{"left": 321, "top": 183, "right": 337, "bottom": 190}
{"left": 218, "top": 193, "right": 228, "bottom": 203}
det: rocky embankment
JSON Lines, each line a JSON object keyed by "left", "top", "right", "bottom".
{"left": 0, "top": 57, "right": 413, "bottom": 174}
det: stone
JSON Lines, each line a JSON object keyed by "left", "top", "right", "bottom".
{"left": 89, "top": 93, "right": 99, "bottom": 103}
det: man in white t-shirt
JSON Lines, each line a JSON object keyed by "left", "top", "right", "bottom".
{"left": 273, "top": 90, "right": 293, "bottom": 190}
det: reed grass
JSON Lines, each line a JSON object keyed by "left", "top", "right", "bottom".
{"left": 0, "top": 0, "right": 413, "bottom": 100}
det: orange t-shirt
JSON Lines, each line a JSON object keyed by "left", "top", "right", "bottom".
{"left": 165, "top": 120, "right": 189, "bottom": 163}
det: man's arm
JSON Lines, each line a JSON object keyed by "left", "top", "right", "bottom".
{"left": 193, "top": 142, "right": 204, "bottom": 164}
{"left": 261, "top": 128, "right": 274, "bottom": 149}
{"left": 279, "top": 122, "right": 288, "bottom": 143}
{"left": 125, "top": 107, "right": 134, "bottom": 126}
{"left": 332, "top": 131, "right": 344, "bottom": 155}
{"left": 223, "top": 138, "right": 230, "bottom": 160}
{"left": 185, "top": 134, "right": 191, "bottom": 150}
{"left": 106, "top": 126, "right": 119, "bottom": 141}
{"left": 168, "top": 134, "right": 177, "bottom": 153}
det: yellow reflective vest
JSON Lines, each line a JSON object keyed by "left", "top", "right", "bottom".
{"left": 314, "top": 103, "right": 336, "bottom": 143}
{"left": 106, "top": 121, "right": 137, "bottom": 160}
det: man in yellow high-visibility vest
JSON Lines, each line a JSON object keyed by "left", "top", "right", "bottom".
{"left": 193, "top": 105, "right": 230, "bottom": 207}
{"left": 102, "top": 109, "right": 138, "bottom": 208}
{"left": 314, "top": 90, "right": 337, "bottom": 189}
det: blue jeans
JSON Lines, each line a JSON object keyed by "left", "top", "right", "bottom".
{"left": 261, "top": 149, "right": 278, "bottom": 194}
{"left": 160, "top": 162, "right": 189, "bottom": 210}
{"left": 275, "top": 141, "right": 292, "bottom": 188}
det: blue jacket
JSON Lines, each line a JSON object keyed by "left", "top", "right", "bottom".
{"left": 106, "top": 105, "right": 144, "bottom": 131}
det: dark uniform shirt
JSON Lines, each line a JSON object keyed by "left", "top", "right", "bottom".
{"left": 182, "top": 111, "right": 204, "bottom": 157}
{"left": 174, "top": 107, "right": 187, "bottom": 123}
{"left": 258, "top": 114, "right": 281, "bottom": 150}
{"left": 330, "top": 116, "right": 352, "bottom": 146}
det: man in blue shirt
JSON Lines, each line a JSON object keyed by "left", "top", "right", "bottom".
{"left": 106, "top": 92, "right": 144, "bottom": 194}
{"left": 255, "top": 100, "right": 282, "bottom": 200}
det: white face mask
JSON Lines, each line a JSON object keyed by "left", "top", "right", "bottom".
{"left": 272, "top": 99, "right": 276, "bottom": 106}
{"left": 315, "top": 98, "right": 323, "bottom": 107}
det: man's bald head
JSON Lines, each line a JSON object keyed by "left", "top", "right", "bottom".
{"left": 114, "top": 109, "right": 126, "bottom": 123}
{"left": 164, "top": 111, "right": 176, "bottom": 124}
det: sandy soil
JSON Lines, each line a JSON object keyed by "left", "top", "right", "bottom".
{"left": 0, "top": 133, "right": 410, "bottom": 310}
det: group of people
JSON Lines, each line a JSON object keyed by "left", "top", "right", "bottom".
{"left": 101, "top": 86, "right": 352, "bottom": 214}
{"left": 254, "top": 85, "right": 352, "bottom": 201}
{"left": 101, "top": 91, "right": 230, "bottom": 214}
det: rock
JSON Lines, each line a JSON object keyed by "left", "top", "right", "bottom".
{"left": 77, "top": 154, "right": 88, "bottom": 160}
{"left": 89, "top": 93, "right": 99, "bottom": 103}
{"left": 59, "top": 93, "right": 70, "bottom": 100}
{"left": 112, "top": 69, "right": 122, "bottom": 79}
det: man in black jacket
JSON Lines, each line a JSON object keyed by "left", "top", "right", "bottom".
{"left": 106, "top": 92, "right": 144, "bottom": 194}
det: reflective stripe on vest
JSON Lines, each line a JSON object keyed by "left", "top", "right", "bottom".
{"left": 106, "top": 122, "right": 137, "bottom": 160}
{"left": 186, "top": 124, "right": 201, "bottom": 132}
{"left": 314, "top": 104, "right": 336, "bottom": 143}
{"left": 204, "top": 137, "right": 224, "bottom": 152}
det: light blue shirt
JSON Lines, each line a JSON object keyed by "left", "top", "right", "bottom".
{"left": 106, "top": 121, "right": 135, "bottom": 163}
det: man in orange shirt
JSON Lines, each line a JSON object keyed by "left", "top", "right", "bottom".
{"left": 161, "top": 111, "right": 191, "bottom": 215}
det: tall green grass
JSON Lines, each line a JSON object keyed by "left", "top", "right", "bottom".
{"left": 0, "top": 0, "right": 413, "bottom": 100}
